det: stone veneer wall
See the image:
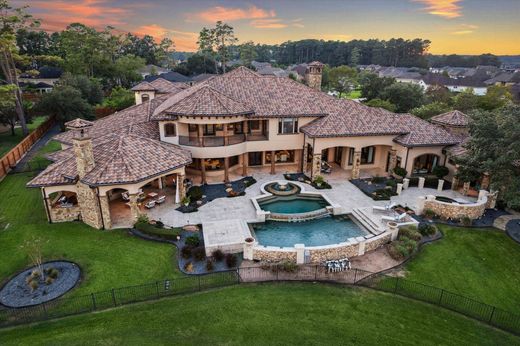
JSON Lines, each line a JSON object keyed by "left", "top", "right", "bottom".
{"left": 76, "top": 182, "right": 103, "bottom": 229}
{"left": 423, "top": 197, "right": 487, "bottom": 220}
{"left": 364, "top": 233, "right": 392, "bottom": 252}
{"left": 308, "top": 243, "right": 359, "bottom": 263}
{"left": 50, "top": 206, "right": 81, "bottom": 222}
{"left": 99, "top": 195, "right": 112, "bottom": 229}
{"left": 253, "top": 247, "right": 297, "bottom": 262}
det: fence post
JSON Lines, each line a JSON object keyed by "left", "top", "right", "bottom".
{"left": 237, "top": 269, "right": 241, "bottom": 284}
{"left": 354, "top": 268, "right": 358, "bottom": 284}
{"left": 438, "top": 289, "right": 444, "bottom": 305}
{"left": 156, "top": 281, "right": 160, "bottom": 298}
{"left": 314, "top": 265, "right": 318, "bottom": 281}
{"left": 394, "top": 277, "right": 399, "bottom": 293}
{"left": 489, "top": 306, "right": 496, "bottom": 323}
{"left": 276, "top": 267, "right": 279, "bottom": 281}
{"left": 111, "top": 288, "right": 116, "bottom": 306}
{"left": 91, "top": 293, "right": 97, "bottom": 310}
{"left": 42, "top": 303, "right": 48, "bottom": 319}
{"left": 198, "top": 275, "right": 201, "bottom": 291}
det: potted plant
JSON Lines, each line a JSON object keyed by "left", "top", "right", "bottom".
{"left": 181, "top": 196, "right": 191, "bottom": 206}
{"left": 245, "top": 237, "right": 255, "bottom": 243}
{"left": 393, "top": 167, "right": 407, "bottom": 179}
{"left": 314, "top": 175, "right": 325, "bottom": 187}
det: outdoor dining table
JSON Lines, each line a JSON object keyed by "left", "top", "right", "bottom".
{"left": 147, "top": 192, "right": 158, "bottom": 198}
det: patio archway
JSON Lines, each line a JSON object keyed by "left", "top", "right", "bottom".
{"left": 413, "top": 154, "right": 440, "bottom": 175}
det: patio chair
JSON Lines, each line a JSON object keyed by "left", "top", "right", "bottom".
{"left": 320, "top": 161, "right": 332, "bottom": 174}
{"left": 373, "top": 202, "right": 397, "bottom": 212}
{"left": 155, "top": 195, "right": 166, "bottom": 204}
{"left": 122, "top": 192, "right": 130, "bottom": 201}
{"left": 137, "top": 193, "right": 146, "bottom": 202}
{"left": 145, "top": 200, "right": 156, "bottom": 209}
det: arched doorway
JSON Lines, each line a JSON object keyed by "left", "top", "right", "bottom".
{"left": 106, "top": 188, "right": 133, "bottom": 228}
{"left": 413, "top": 154, "right": 439, "bottom": 175}
{"left": 47, "top": 190, "right": 80, "bottom": 223}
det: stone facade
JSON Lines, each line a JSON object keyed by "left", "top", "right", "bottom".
{"left": 72, "top": 137, "right": 95, "bottom": 178}
{"left": 308, "top": 243, "right": 359, "bottom": 263}
{"left": 419, "top": 193, "right": 491, "bottom": 220}
{"left": 311, "top": 154, "right": 321, "bottom": 179}
{"left": 364, "top": 233, "right": 392, "bottom": 252}
{"left": 76, "top": 182, "right": 103, "bottom": 229}
{"left": 49, "top": 205, "right": 81, "bottom": 222}
{"left": 99, "top": 195, "right": 112, "bottom": 229}
{"left": 388, "top": 149, "right": 397, "bottom": 173}
{"left": 304, "top": 64, "right": 323, "bottom": 91}
{"left": 302, "top": 144, "right": 309, "bottom": 173}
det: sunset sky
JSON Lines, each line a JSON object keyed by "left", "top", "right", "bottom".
{"left": 15, "top": 0, "right": 520, "bottom": 55}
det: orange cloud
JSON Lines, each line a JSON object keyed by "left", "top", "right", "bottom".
{"left": 135, "top": 25, "right": 198, "bottom": 51}
{"left": 451, "top": 24, "right": 478, "bottom": 35}
{"left": 250, "top": 19, "right": 288, "bottom": 29}
{"left": 188, "top": 5, "right": 276, "bottom": 23}
{"left": 414, "top": 0, "right": 462, "bottom": 19}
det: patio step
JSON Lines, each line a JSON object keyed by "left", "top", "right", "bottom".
{"left": 351, "top": 208, "right": 384, "bottom": 235}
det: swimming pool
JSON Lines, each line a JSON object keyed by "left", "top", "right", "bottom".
{"left": 250, "top": 215, "right": 367, "bottom": 247}
{"left": 257, "top": 195, "right": 329, "bottom": 214}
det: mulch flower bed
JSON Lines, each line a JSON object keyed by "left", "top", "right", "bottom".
{"left": 350, "top": 177, "right": 398, "bottom": 200}
{"left": 283, "top": 173, "right": 331, "bottom": 189}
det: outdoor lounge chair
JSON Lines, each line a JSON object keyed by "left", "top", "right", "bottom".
{"left": 155, "top": 195, "right": 166, "bottom": 204}
{"left": 321, "top": 161, "right": 332, "bottom": 174}
{"left": 373, "top": 202, "right": 397, "bottom": 212}
{"left": 145, "top": 200, "right": 156, "bottom": 209}
{"left": 122, "top": 192, "right": 130, "bottom": 201}
{"left": 381, "top": 212, "right": 407, "bottom": 222}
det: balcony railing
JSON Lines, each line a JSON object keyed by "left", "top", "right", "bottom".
{"left": 179, "top": 133, "right": 268, "bottom": 147}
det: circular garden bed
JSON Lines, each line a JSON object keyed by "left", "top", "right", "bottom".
{"left": 0, "top": 261, "right": 81, "bottom": 308}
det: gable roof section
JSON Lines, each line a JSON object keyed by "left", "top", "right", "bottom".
{"left": 162, "top": 85, "right": 254, "bottom": 117}
{"left": 430, "top": 110, "right": 469, "bottom": 127}
{"left": 131, "top": 78, "right": 187, "bottom": 94}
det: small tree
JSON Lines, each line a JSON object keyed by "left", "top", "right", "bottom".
{"left": 410, "top": 102, "right": 451, "bottom": 120}
{"left": 20, "top": 236, "right": 47, "bottom": 281}
{"left": 380, "top": 83, "right": 425, "bottom": 113}
{"left": 432, "top": 166, "right": 449, "bottom": 179}
{"left": 365, "top": 98, "right": 397, "bottom": 112}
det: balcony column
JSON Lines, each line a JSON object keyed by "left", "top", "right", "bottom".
{"left": 197, "top": 125, "right": 203, "bottom": 146}
{"left": 302, "top": 144, "right": 308, "bottom": 173}
{"left": 388, "top": 149, "right": 398, "bottom": 175}
{"left": 311, "top": 153, "right": 321, "bottom": 180}
{"left": 224, "top": 157, "right": 230, "bottom": 182}
{"left": 223, "top": 124, "right": 228, "bottom": 146}
{"left": 242, "top": 153, "right": 248, "bottom": 176}
{"left": 270, "top": 150, "right": 276, "bottom": 174}
{"left": 200, "top": 158, "right": 207, "bottom": 184}
{"left": 157, "top": 176, "right": 163, "bottom": 189}
{"left": 351, "top": 150, "right": 361, "bottom": 179}
{"left": 243, "top": 120, "right": 249, "bottom": 140}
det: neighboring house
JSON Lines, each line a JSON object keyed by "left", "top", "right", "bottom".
{"left": 145, "top": 71, "right": 191, "bottom": 83}
{"left": 20, "top": 81, "right": 54, "bottom": 93}
{"left": 484, "top": 71, "right": 520, "bottom": 86}
{"left": 19, "top": 66, "right": 63, "bottom": 87}
{"left": 28, "top": 64, "right": 464, "bottom": 230}
{"left": 138, "top": 65, "right": 170, "bottom": 78}
{"left": 421, "top": 73, "right": 489, "bottom": 95}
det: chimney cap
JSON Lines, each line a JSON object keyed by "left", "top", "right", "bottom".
{"left": 65, "top": 118, "right": 94, "bottom": 131}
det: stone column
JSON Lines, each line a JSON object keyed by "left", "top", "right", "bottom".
{"left": 311, "top": 153, "right": 321, "bottom": 180}
{"left": 270, "top": 150, "right": 276, "bottom": 175}
{"left": 403, "top": 178, "right": 410, "bottom": 189}
{"left": 451, "top": 176, "right": 459, "bottom": 191}
{"left": 243, "top": 120, "right": 249, "bottom": 138}
{"left": 486, "top": 191, "right": 498, "bottom": 209}
{"left": 295, "top": 244, "right": 305, "bottom": 264}
{"left": 242, "top": 153, "right": 248, "bottom": 176}
{"left": 197, "top": 125, "right": 204, "bottom": 146}
{"left": 416, "top": 196, "right": 426, "bottom": 216}
{"left": 224, "top": 157, "right": 229, "bottom": 182}
{"left": 396, "top": 183, "right": 403, "bottom": 195}
{"left": 128, "top": 193, "right": 140, "bottom": 223}
{"left": 223, "top": 124, "right": 228, "bottom": 146}
{"left": 99, "top": 195, "right": 112, "bottom": 229}
{"left": 388, "top": 222, "right": 399, "bottom": 241}
{"left": 200, "top": 159, "right": 207, "bottom": 185}
{"left": 357, "top": 240, "right": 366, "bottom": 256}
{"left": 178, "top": 173, "right": 186, "bottom": 200}
{"left": 158, "top": 177, "right": 163, "bottom": 190}
{"left": 351, "top": 151, "right": 361, "bottom": 179}
{"left": 302, "top": 144, "right": 308, "bottom": 173}
{"left": 418, "top": 177, "right": 425, "bottom": 189}
{"left": 437, "top": 179, "right": 444, "bottom": 192}
{"left": 481, "top": 173, "right": 490, "bottom": 190}
{"left": 76, "top": 182, "right": 103, "bottom": 229}
{"left": 243, "top": 239, "right": 255, "bottom": 260}
{"left": 388, "top": 149, "right": 397, "bottom": 174}
{"left": 462, "top": 181, "right": 470, "bottom": 196}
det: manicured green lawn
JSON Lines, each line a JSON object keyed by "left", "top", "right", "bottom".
{"left": 403, "top": 225, "right": 520, "bottom": 311}
{"left": 0, "top": 116, "right": 48, "bottom": 157}
{"left": 0, "top": 283, "right": 517, "bottom": 345}
{"left": 26, "top": 139, "right": 62, "bottom": 168}
{"left": 0, "top": 173, "right": 182, "bottom": 296}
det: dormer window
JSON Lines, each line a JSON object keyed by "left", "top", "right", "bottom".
{"left": 164, "top": 123, "right": 176, "bottom": 137}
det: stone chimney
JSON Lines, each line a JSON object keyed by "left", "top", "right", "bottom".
{"left": 305, "top": 61, "right": 324, "bottom": 91}
{"left": 65, "top": 118, "right": 95, "bottom": 178}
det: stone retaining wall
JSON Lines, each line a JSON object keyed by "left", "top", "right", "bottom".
{"left": 308, "top": 242, "right": 359, "bottom": 263}
{"left": 418, "top": 191, "right": 495, "bottom": 220}
{"left": 364, "top": 233, "right": 392, "bottom": 252}
{"left": 253, "top": 247, "right": 297, "bottom": 262}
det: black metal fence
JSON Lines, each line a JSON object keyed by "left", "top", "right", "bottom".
{"left": 0, "top": 266, "right": 519, "bottom": 336}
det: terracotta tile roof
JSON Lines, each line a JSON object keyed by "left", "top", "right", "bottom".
{"left": 64, "top": 118, "right": 94, "bottom": 129}
{"left": 446, "top": 136, "right": 469, "bottom": 158}
{"left": 27, "top": 134, "right": 191, "bottom": 187}
{"left": 300, "top": 99, "right": 461, "bottom": 147}
{"left": 131, "top": 81, "right": 155, "bottom": 91}
{"left": 430, "top": 110, "right": 469, "bottom": 127}
{"left": 131, "top": 78, "right": 187, "bottom": 94}
{"left": 163, "top": 85, "right": 253, "bottom": 117}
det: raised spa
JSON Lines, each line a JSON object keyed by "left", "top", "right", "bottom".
{"left": 264, "top": 181, "right": 300, "bottom": 196}
{"left": 257, "top": 195, "right": 329, "bottom": 214}
{"left": 250, "top": 215, "right": 367, "bottom": 247}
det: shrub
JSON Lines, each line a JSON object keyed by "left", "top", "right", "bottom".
{"left": 399, "top": 226, "right": 422, "bottom": 241}
{"left": 192, "top": 246, "right": 206, "bottom": 261}
{"left": 181, "top": 196, "right": 191, "bottom": 206}
{"left": 136, "top": 214, "right": 149, "bottom": 224}
{"left": 184, "top": 262, "right": 193, "bottom": 273}
{"left": 395, "top": 243, "right": 411, "bottom": 258}
{"left": 418, "top": 222, "right": 437, "bottom": 236}
{"left": 460, "top": 216, "right": 472, "bottom": 227}
{"left": 313, "top": 175, "right": 325, "bottom": 185}
{"left": 185, "top": 235, "right": 200, "bottom": 247}
{"left": 188, "top": 186, "right": 203, "bottom": 201}
{"left": 386, "top": 180, "right": 397, "bottom": 188}
{"left": 277, "top": 261, "right": 298, "bottom": 273}
{"left": 393, "top": 167, "right": 407, "bottom": 178}
{"left": 48, "top": 268, "right": 59, "bottom": 279}
{"left": 225, "top": 253, "right": 238, "bottom": 268}
{"left": 155, "top": 220, "right": 164, "bottom": 228}
{"left": 372, "top": 176, "right": 384, "bottom": 184}
{"left": 181, "top": 246, "right": 193, "bottom": 259}
{"left": 432, "top": 166, "right": 449, "bottom": 179}
{"left": 45, "top": 276, "right": 54, "bottom": 285}
{"left": 29, "top": 279, "right": 39, "bottom": 291}
{"left": 423, "top": 208, "right": 435, "bottom": 219}
{"left": 206, "top": 259, "right": 214, "bottom": 271}
{"left": 387, "top": 243, "right": 403, "bottom": 260}
{"left": 212, "top": 249, "right": 225, "bottom": 262}
{"left": 400, "top": 236, "right": 418, "bottom": 253}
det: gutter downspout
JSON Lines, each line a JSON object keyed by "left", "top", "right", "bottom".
{"left": 404, "top": 147, "right": 410, "bottom": 175}
{"left": 301, "top": 133, "right": 306, "bottom": 173}
{"left": 96, "top": 187, "right": 106, "bottom": 230}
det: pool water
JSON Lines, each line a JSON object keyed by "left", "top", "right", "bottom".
{"left": 251, "top": 216, "right": 367, "bottom": 247}
{"left": 258, "top": 196, "right": 329, "bottom": 214}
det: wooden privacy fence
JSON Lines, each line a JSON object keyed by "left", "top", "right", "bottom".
{"left": 0, "top": 117, "right": 55, "bottom": 180}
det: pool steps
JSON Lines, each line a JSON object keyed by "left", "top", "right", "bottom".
{"left": 351, "top": 208, "right": 385, "bottom": 235}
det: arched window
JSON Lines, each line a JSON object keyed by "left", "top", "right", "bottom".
{"left": 413, "top": 154, "right": 439, "bottom": 174}
{"left": 141, "top": 94, "right": 150, "bottom": 102}
{"left": 164, "top": 123, "right": 176, "bottom": 137}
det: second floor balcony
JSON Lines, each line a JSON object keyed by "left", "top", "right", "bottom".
{"left": 179, "top": 132, "right": 269, "bottom": 147}
{"left": 179, "top": 120, "right": 269, "bottom": 147}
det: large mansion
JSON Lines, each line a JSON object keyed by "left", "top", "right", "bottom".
{"left": 28, "top": 63, "right": 468, "bottom": 229}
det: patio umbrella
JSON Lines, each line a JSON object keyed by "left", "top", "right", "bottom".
{"left": 175, "top": 175, "right": 180, "bottom": 204}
